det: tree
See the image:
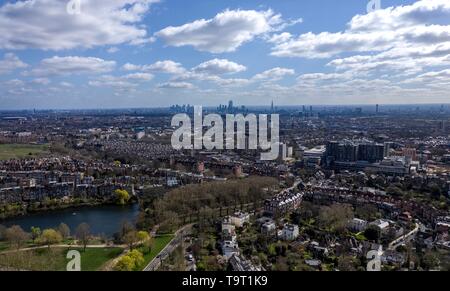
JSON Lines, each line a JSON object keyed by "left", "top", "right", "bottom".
{"left": 139, "top": 231, "right": 153, "bottom": 254}
{"left": 421, "top": 252, "right": 440, "bottom": 270}
{"left": 120, "top": 220, "right": 135, "bottom": 238}
{"left": 137, "top": 231, "right": 150, "bottom": 242}
{"left": 58, "top": 223, "right": 70, "bottom": 239}
{"left": 318, "top": 204, "right": 354, "bottom": 233}
{"left": 115, "top": 250, "right": 144, "bottom": 271}
{"left": 123, "top": 230, "right": 139, "bottom": 250}
{"left": 128, "top": 249, "right": 145, "bottom": 267}
{"left": 0, "top": 224, "right": 6, "bottom": 241}
{"left": 39, "top": 229, "right": 62, "bottom": 249}
{"left": 75, "top": 223, "right": 90, "bottom": 252}
{"left": 355, "top": 205, "right": 380, "bottom": 221}
{"left": 115, "top": 189, "right": 130, "bottom": 205}
{"left": 338, "top": 255, "right": 356, "bottom": 271}
{"left": 115, "top": 255, "right": 135, "bottom": 271}
{"left": 364, "top": 225, "right": 381, "bottom": 242}
{"left": 6, "top": 225, "right": 29, "bottom": 250}
{"left": 31, "top": 227, "right": 42, "bottom": 242}
{"left": 386, "top": 186, "right": 403, "bottom": 197}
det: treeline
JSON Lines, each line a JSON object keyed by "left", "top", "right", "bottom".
{"left": 141, "top": 176, "right": 278, "bottom": 231}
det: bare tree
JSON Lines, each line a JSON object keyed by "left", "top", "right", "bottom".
{"left": 123, "top": 230, "right": 139, "bottom": 250}
{"left": 75, "top": 223, "right": 90, "bottom": 252}
{"left": 58, "top": 223, "right": 71, "bottom": 239}
{"left": 6, "top": 225, "right": 29, "bottom": 250}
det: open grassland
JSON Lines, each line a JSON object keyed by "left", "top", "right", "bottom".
{"left": 0, "top": 144, "right": 49, "bottom": 160}
{"left": 0, "top": 247, "right": 123, "bottom": 271}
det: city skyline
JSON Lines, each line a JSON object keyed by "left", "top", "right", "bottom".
{"left": 1, "top": 0, "right": 450, "bottom": 109}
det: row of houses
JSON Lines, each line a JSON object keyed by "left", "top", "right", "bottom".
{"left": 264, "top": 190, "right": 303, "bottom": 217}
{"left": 0, "top": 182, "right": 133, "bottom": 205}
{"left": 220, "top": 212, "right": 264, "bottom": 271}
{"left": 304, "top": 186, "right": 445, "bottom": 224}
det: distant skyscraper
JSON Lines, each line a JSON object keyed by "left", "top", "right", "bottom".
{"left": 441, "top": 120, "right": 446, "bottom": 133}
{"left": 271, "top": 100, "right": 274, "bottom": 112}
{"left": 228, "top": 100, "right": 234, "bottom": 112}
{"left": 376, "top": 104, "right": 379, "bottom": 114}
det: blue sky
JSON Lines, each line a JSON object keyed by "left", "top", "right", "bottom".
{"left": 0, "top": 0, "right": 449, "bottom": 109}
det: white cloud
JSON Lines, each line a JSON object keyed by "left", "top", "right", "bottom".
{"left": 0, "top": 0, "right": 159, "bottom": 50}
{"left": 122, "top": 60, "right": 186, "bottom": 74}
{"left": 156, "top": 9, "right": 282, "bottom": 53}
{"left": 0, "top": 53, "right": 28, "bottom": 74}
{"left": 123, "top": 72, "right": 154, "bottom": 81}
{"left": 27, "top": 56, "right": 116, "bottom": 76}
{"left": 267, "top": 32, "right": 292, "bottom": 44}
{"left": 158, "top": 82, "right": 195, "bottom": 89}
{"left": 193, "top": 59, "right": 246, "bottom": 75}
{"left": 89, "top": 72, "right": 153, "bottom": 90}
{"left": 143, "top": 60, "right": 186, "bottom": 74}
{"left": 253, "top": 67, "right": 295, "bottom": 81}
{"left": 122, "top": 63, "right": 142, "bottom": 71}
{"left": 271, "top": 0, "right": 450, "bottom": 59}
{"left": 3, "top": 79, "right": 25, "bottom": 87}
{"left": 59, "top": 81, "right": 73, "bottom": 87}
{"left": 107, "top": 47, "right": 120, "bottom": 53}
{"left": 32, "top": 78, "right": 51, "bottom": 85}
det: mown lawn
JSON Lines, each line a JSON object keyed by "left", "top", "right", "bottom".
{"left": 0, "top": 247, "right": 123, "bottom": 271}
{"left": 0, "top": 144, "right": 49, "bottom": 160}
{"left": 0, "top": 241, "right": 9, "bottom": 252}
{"left": 139, "top": 235, "right": 174, "bottom": 270}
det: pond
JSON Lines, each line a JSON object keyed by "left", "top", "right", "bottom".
{"left": 1, "top": 204, "right": 140, "bottom": 237}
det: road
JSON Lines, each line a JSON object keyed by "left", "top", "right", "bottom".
{"left": 388, "top": 222, "right": 420, "bottom": 250}
{"left": 143, "top": 224, "right": 193, "bottom": 271}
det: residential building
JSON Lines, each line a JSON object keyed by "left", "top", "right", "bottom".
{"left": 281, "top": 223, "right": 299, "bottom": 241}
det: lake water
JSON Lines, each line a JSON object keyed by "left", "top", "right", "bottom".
{"left": 0, "top": 204, "right": 140, "bottom": 237}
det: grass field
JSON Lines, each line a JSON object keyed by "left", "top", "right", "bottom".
{"left": 0, "top": 241, "right": 9, "bottom": 252}
{"left": 139, "top": 235, "right": 174, "bottom": 270}
{"left": 0, "top": 247, "right": 123, "bottom": 271}
{"left": 0, "top": 144, "right": 49, "bottom": 160}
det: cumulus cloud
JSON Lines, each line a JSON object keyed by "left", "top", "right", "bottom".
{"left": 156, "top": 9, "right": 282, "bottom": 53}
{"left": 0, "top": 53, "right": 28, "bottom": 74}
{"left": 123, "top": 72, "right": 154, "bottom": 81}
{"left": 271, "top": 0, "right": 450, "bottom": 59}
{"left": 122, "top": 63, "right": 142, "bottom": 71}
{"left": 0, "top": 0, "right": 159, "bottom": 50}
{"left": 122, "top": 60, "right": 186, "bottom": 74}
{"left": 253, "top": 67, "right": 295, "bottom": 81}
{"left": 193, "top": 59, "right": 246, "bottom": 75}
{"left": 26, "top": 56, "right": 116, "bottom": 76}
{"left": 143, "top": 60, "right": 186, "bottom": 74}
{"left": 267, "top": 32, "right": 293, "bottom": 44}
{"left": 89, "top": 72, "right": 153, "bottom": 93}
{"left": 158, "top": 82, "right": 195, "bottom": 89}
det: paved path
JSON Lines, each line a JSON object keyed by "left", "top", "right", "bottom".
{"left": 388, "top": 222, "right": 420, "bottom": 250}
{"left": 143, "top": 224, "right": 193, "bottom": 271}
